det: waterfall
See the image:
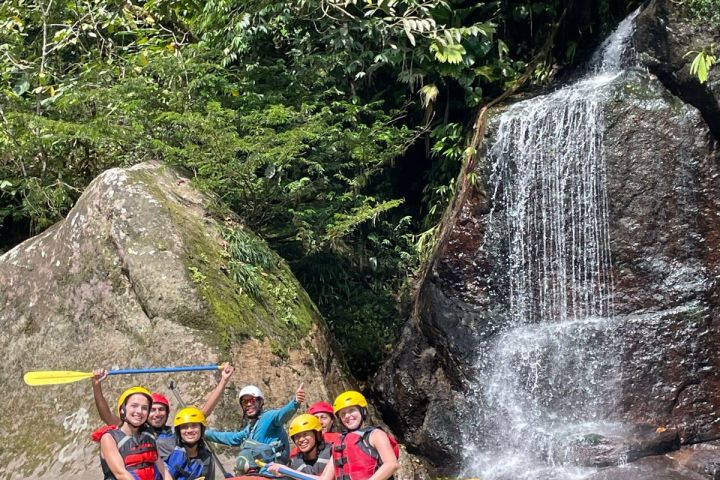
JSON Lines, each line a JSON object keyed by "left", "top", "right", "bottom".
{"left": 463, "top": 10, "right": 640, "bottom": 480}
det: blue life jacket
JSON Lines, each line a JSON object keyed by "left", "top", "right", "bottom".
{"left": 165, "top": 445, "right": 214, "bottom": 480}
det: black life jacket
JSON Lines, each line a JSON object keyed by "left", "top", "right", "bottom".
{"left": 289, "top": 439, "right": 333, "bottom": 475}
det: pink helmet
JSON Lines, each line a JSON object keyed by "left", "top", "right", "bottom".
{"left": 151, "top": 393, "right": 170, "bottom": 411}
{"left": 308, "top": 401, "right": 334, "bottom": 416}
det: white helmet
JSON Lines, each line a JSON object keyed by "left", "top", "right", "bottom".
{"left": 238, "top": 385, "right": 264, "bottom": 401}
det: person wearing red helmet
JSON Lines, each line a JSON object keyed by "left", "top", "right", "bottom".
{"left": 308, "top": 401, "right": 337, "bottom": 434}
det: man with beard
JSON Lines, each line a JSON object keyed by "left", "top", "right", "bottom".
{"left": 201, "top": 364, "right": 305, "bottom": 476}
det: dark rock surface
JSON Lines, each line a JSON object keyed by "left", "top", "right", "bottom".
{"left": 374, "top": 7, "right": 720, "bottom": 475}
{"left": 585, "top": 455, "right": 709, "bottom": 480}
{"left": 634, "top": 0, "right": 720, "bottom": 140}
{"left": 603, "top": 70, "right": 720, "bottom": 444}
{"left": 668, "top": 441, "right": 720, "bottom": 479}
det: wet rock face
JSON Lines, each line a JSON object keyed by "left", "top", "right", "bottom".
{"left": 0, "top": 163, "right": 350, "bottom": 479}
{"left": 668, "top": 441, "right": 720, "bottom": 479}
{"left": 634, "top": 0, "right": 720, "bottom": 140}
{"left": 584, "top": 454, "right": 710, "bottom": 480}
{"left": 374, "top": 188, "right": 502, "bottom": 472}
{"left": 604, "top": 71, "right": 720, "bottom": 444}
{"left": 560, "top": 425, "right": 679, "bottom": 468}
{"left": 374, "top": 38, "right": 720, "bottom": 479}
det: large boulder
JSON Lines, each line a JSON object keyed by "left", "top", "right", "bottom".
{"left": 374, "top": 16, "right": 720, "bottom": 477}
{"left": 0, "top": 162, "right": 351, "bottom": 479}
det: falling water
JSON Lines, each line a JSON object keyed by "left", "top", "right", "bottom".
{"left": 463, "top": 11, "right": 640, "bottom": 480}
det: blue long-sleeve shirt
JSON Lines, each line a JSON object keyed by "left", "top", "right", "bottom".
{"left": 205, "top": 399, "right": 299, "bottom": 462}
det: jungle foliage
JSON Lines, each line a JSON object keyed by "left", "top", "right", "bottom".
{"left": 0, "top": 0, "right": 638, "bottom": 378}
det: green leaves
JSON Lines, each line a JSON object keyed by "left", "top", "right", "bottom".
{"left": 686, "top": 47, "right": 716, "bottom": 84}
{"left": 0, "top": 0, "right": 615, "bottom": 378}
{"left": 430, "top": 41, "right": 467, "bottom": 64}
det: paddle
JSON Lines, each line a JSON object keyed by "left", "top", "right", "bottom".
{"left": 24, "top": 365, "right": 223, "bottom": 386}
{"left": 254, "top": 460, "right": 317, "bottom": 480}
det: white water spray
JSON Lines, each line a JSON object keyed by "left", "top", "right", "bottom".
{"left": 463, "top": 10, "right": 640, "bottom": 480}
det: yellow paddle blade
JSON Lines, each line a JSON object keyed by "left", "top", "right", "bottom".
{"left": 24, "top": 370, "right": 93, "bottom": 386}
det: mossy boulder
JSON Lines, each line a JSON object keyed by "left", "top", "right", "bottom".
{"left": 0, "top": 162, "right": 351, "bottom": 479}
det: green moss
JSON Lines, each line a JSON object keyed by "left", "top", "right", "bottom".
{"left": 128, "top": 168, "right": 316, "bottom": 352}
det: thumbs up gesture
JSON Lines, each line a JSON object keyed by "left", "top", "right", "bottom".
{"left": 295, "top": 382, "right": 305, "bottom": 404}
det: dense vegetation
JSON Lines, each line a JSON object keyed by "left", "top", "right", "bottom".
{"left": 0, "top": 0, "right": 639, "bottom": 378}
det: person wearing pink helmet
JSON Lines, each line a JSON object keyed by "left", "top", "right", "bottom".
{"left": 308, "top": 401, "right": 337, "bottom": 434}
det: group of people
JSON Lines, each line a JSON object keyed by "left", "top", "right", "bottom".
{"left": 90, "top": 363, "right": 399, "bottom": 480}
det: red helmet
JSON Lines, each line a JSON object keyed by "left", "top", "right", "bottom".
{"left": 308, "top": 401, "right": 334, "bottom": 416}
{"left": 151, "top": 393, "right": 170, "bottom": 411}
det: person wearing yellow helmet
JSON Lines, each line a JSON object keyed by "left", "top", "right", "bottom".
{"left": 267, "top": 414, "right": 332, "bottom": 477}
{"left": 97, "top": 386, "right": 173, "bottom": 480}
{"left": 90, "top": 362, "right": 234, "bottom": 461}
{"left": 266, "top": 391, "right": 400, "bottom": 480}
{"left": 164, "top": 407, "right": 214, "bottom": 480}
{"left": 322, "top": 390, "right": 399, "bottom": 480}
{"left": 91, "top": 369, "right": 175, "bottom": 454}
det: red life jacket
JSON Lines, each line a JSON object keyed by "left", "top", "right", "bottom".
{"left": 99, "top": 428, "right": 159, "bottom": 480}
{"left": 332, "top": 427, "right": 399, "bottom": 480}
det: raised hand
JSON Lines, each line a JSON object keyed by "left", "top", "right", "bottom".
{"left": 220, "top": 362, "right": 235, "bottom": 384}
{"left": 295, "top": 382, "right": 305, "bottom": 404}
{"left": 91, "top": 368, "right": 108, "bottom": 386}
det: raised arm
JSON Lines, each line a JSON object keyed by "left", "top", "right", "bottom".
{"left": 201, "top": 362, "right": 235, "bottom": 417}
{"left": 92, "top": 369, "right": 121, "bottom": 426}
{"left": 272, "top": 382, "right": 305, "bottom": 426}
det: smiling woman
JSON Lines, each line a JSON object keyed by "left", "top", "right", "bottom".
{"left": 164, "top": 407, "right": 215, "bottom": 480}
{"left": 98, "top": 387, "right": 173, "bottom": 480}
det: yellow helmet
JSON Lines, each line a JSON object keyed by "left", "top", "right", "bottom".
{"left": 117, "top": 386, "right": 153, "bottom": 415}
{"left": 174, "top": 406, "right": 208, "bottom": 428}
{"left": 289, "top": 414, "right": 322, "bottom": 438}
{"left": 333, "top": 390, "right": 368, "bottom": 414}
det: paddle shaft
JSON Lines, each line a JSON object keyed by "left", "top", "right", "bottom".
{"left": 168, "top": 380, "right": 233, "bottom": 479}
{"left": 255, "top": 460, "right": 317, "bottom": 480}
{"left": 108, "top": 365, "right": 221, "bottom": 375}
